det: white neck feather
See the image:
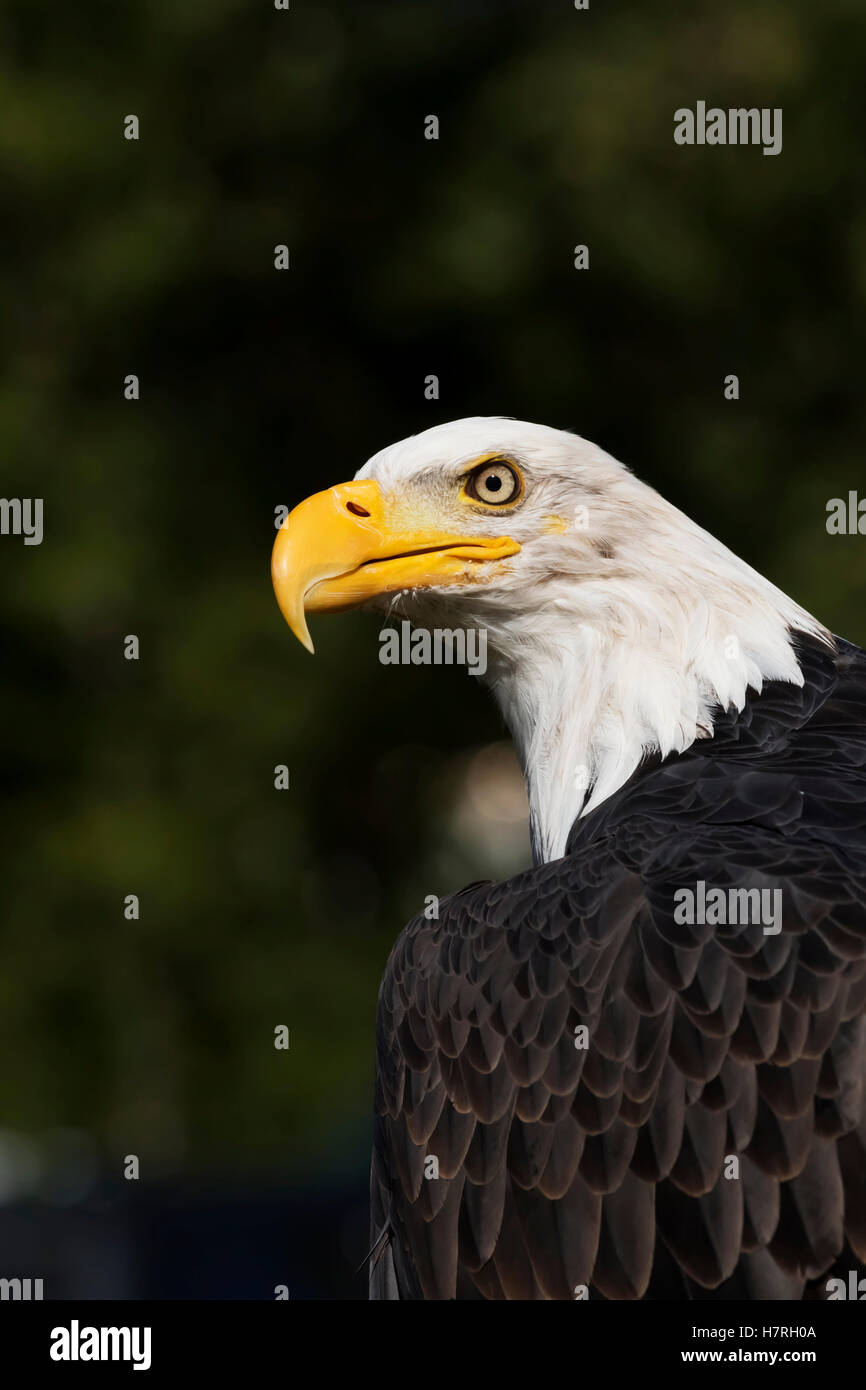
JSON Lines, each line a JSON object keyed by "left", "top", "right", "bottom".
{"left": 478, "top": 479, "right": 828, "bottom": 864}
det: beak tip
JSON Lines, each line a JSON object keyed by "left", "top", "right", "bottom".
{"left": 271, "top": 546, "right": 316, "bottom": 654}
{"left": 291, "top": 607, "right": 316, "bottom": 654}
{"left": 284, "top": 610, "right": 315, "bottom": 655}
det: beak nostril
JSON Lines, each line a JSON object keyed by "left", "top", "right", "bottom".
{"left": 346, "top": 500, "right": 371, "bottom": 518}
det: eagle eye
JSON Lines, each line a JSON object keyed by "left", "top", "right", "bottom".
{"left": 465, "top": 458, "right": 522, "bottom": 507}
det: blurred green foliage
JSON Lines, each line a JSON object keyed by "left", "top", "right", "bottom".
{"left": 0, "top": 0, "right": 864, "bottom": 1179}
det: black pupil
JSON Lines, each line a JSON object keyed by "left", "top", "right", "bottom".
{"left": 485, "top": 473, "right": 503, "bottom": 492}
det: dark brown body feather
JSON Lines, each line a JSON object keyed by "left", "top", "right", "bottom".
{"left": 370, "top": 634, "right": 866, "bottom": 1299}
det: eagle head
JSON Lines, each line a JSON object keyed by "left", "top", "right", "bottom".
{"left": 271, "top": 416, "right": 646, "bottom": 652}
{"left": 272, "top": 416, "right": 824, "bottom": 860}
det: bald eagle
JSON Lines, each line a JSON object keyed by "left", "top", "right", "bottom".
{"left": 272, "top": 418, "right": 866, "bottom": 1300}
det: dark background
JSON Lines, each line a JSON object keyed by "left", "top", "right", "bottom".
{"left": 0, "top": 0, "right": 864, "bottom": 1298}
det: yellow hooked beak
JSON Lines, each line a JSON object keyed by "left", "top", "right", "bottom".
{"left": 271, "top": 479, "right": 521, "bottom": 652}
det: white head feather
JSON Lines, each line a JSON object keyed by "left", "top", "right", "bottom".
{"left": 356, "top": 417, "right": 829, "bottom": 864}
